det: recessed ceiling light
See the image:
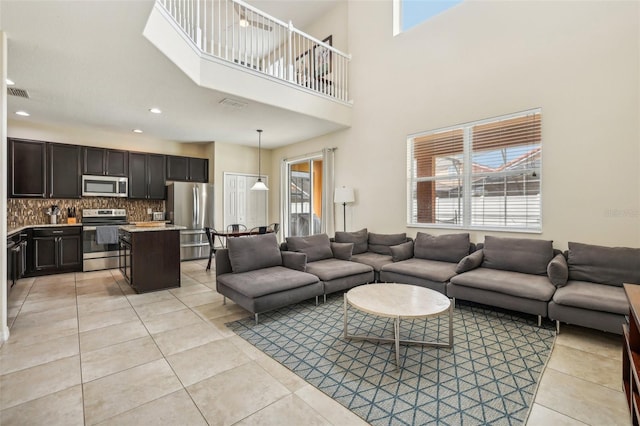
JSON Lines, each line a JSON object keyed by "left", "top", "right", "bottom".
{"left": 6, "top": 78, "right": 15, "bottom": 86}
{"left": 132, "top": 129, "right": 143, "bottom": 133}
{"left": 15, "top": 110, "right": 30, "bottom": 116}
{"left": 149, "top": 108, "right": 162, "bottom": 114}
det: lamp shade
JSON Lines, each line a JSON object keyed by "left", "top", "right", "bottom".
{"left": 334, "top": 187, "right": 355, "bottom": 204}
{"left": 251, "top": 179, "right": 268, "bottom": 191}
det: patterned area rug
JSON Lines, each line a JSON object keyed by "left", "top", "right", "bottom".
{"left": 228, "top": 292, "right": 555, "bottom": 425}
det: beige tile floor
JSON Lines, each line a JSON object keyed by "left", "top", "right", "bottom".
{"left": 0, "top": 260, "right": 631, "bottom": 425}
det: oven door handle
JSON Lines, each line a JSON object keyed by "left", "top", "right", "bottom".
{"left": 83, "top": 226, "right": 96, "bottom": 231}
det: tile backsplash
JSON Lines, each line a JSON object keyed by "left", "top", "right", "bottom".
{"left": 8, "top": 198, "right": 166, "bottom": 229}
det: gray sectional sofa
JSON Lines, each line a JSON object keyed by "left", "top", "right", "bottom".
{"left": 213, "top": 228, "right": 639, "bottom": 334}
{"left": 380, "top": 232, "right": 474, "bottom": 295}
{"left": 548, "top": 242, "right": 640, "bottom": 334}
{"left": 215, "top": 233, "right": 323, "bottom": 323}
{"left": 334, "top": 228, "right": 411, "bottom": 281}
{"left": 284, "top": 233, "right": 374, "bottom": 301}
{"left": 447, "top": 236, "right": 557, "bottom": 326}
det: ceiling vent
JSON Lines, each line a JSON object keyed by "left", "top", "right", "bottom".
{"left": 8, "top": 87, "right": 30, "bottom": 99}
{"left": 219, "top": 98, "right": 248, "bottom": 110}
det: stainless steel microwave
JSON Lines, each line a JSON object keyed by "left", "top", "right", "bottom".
{"left": 82, "top": 175, "right": 128, "bottom": 197}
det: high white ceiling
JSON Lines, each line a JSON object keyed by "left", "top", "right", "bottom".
{"left": 1, "top": 0, "right": 343, "bottom": 148}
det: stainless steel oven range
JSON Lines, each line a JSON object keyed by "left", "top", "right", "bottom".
{"left": 82, "top": 209, "right": 128, "bottom": 271}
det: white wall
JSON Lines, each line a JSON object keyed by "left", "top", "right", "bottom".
{"left": 274, "top": 0, "right": 640, "bottom": 250}
{"left": 1, "top": 31, "right": 9, "bottom": 343}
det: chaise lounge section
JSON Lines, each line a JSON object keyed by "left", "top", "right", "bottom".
{"left": 548, "top": 242, "right": 640, "bottom": 334}
{"left": 447, "top": 236, "right": 557, "bottom": 326}
{"left": 215, "top": 233, "right": 323, "bottom": 323}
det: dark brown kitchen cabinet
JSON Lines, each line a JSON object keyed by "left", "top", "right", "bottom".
{"left": 8, "top": 138, "right": 47, "bottom": 198}
{"left": 129, "top": 152, "right": 166, "bottom": 199}
{"left": 30, "top": 227, "right": 82, "bottom": 275}
{"left": 48, "top": 143, "right": 81, "bottom": 198}
{"left": 83, "top": 147, "right": 128, "bottom": 177}
{"left": 166, "top": 155, "right": 208, "bottom": 182}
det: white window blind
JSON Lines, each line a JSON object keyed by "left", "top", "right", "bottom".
{"left": 407, "top": 109, "right": 542, "bottom": 231}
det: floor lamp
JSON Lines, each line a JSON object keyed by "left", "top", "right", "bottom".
{"left": 334, "top": 187, "right": 355, "bottom": 232}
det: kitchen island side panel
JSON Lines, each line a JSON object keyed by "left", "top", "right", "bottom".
{"left": 129, "top": 229, "right": 181, "bottom": 293}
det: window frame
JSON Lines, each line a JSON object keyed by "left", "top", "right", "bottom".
{"left": 406, "top": 108, "right": 542, "bottom": 233}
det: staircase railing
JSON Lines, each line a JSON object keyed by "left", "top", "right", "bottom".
{"left": 157, "top": 0, "right": 351, "bottom": 102}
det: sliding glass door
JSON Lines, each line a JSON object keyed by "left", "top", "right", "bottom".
{"left": 285, "top": 156, "right": 323, "bottom": 237}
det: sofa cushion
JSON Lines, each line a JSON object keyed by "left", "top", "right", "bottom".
{"left": 567, "top": 242, "right": 640, "bottom": 287}
{"left": 450, "top": 268, "right": 555, "bottom": 301}
{"left": 482, "top": 236, "right": 554, "bottom": 275}
{"left": 334, "top": 228, "right": 368, "bottom": 255}
{"left": 381, "top": 258, "right": 458, "bottom": 283}
{"left": 286, "top": 234, "right": 333, "bottom": 262}
{"left": 368, "top": 233, "right": 407, "bottom": 255}
{"left": 281, "top": 251, "right": 307, "bottom": 272}
{"left": 414, "top": 232, "right": 470, "bottom": 263}
{"left": 456, "top": 249, "right": 484, "bottom": 274}
{"left": 390, "top": 241, "right": 414, "bottom": 262}
{"left": 547, "top": 253, "right": 569, "bottom": 287}
{"left": 552, "top": 280, "right": 628, "bottom": 315}
{"left": 217, "top": 266, "right": 319, "bottom": 298}
{"left": 331, "top": 242, "right": 354, "bottom": 261}
{"left": 350, "top": 252, "right": 393, "bottom": 272}
{"left": 305, "top": 258, "right": 373, "bottom": 281}
{"left": 227, "top": 233, "right": 282, "bottom": 273}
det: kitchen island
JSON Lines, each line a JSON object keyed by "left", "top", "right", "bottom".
{"left": 118, "top": 225, "right": 185, "bottom": 293}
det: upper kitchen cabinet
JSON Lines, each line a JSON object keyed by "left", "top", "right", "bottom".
{"left": 83, "top": 147, "right": 128, "bottom": 177}
{"left": 129, "top": 152, "right": 166, "bottom": 200}
{"left": 166, "top": 155, "right": 208, "bottom": 182}
{"left": 8, "top": 138, "right": 47, "bottom": 198}
{"left": 49, "top": 143, "right": 82, "bottom": 198}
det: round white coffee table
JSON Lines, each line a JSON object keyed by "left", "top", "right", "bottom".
{"left": 343, "top": 283, "right": 453, "bottom": 368}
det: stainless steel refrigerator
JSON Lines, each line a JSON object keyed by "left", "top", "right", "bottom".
{"left": 166, "top": 182, "right": 214, "bottom": 261}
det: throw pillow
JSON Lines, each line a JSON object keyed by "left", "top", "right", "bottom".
{"left": 331, "top": 242, "right": 354, "bottom": 261}
{"left": 281, "top": 251, "right": 307, "bottom": 272}
{"left": 482, "top": 236, "right": 554, "bottom": 275}
{"left": 568, "top": 242, "right": 640, "bottom": 286}
{"left": 547, "top": 253, "right": 569, "bottom": 287}
{"left": 286, "top": 233, "right": 334, "bottom": 262}
{"left": 390, "top": 241, "right": 414, "bottom": 262}
{"left": 227, "top": 233, "right": 282, "bottom": 273}
{"left": 414, "top": 232, "right": 470, "bottom": 263}
{"left": 456, "top": 249, "right": 484, "bottom": 273}
{"left": 368, "top": 232, "right": 407, "bottom": 255}
{"left": 334, "top": 228, "right": 368, "bottom": 254}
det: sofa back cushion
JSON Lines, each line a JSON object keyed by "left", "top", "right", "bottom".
{"left": 568, "top": 242, "right": 640, "bottom": 286}
{"left": 414, "top": 232, "right": 470, "bottom": 263}
{"left": 368, "top": 233, "right": 407, "bottom": 255}
{"left": 227, "top": 233, "right": 282, "bottom": 273}
{"left": 286, "top": 233, "right": 334, "bottom": 262}
{"left": 334, "top": 228, "right": 368, "bottom": 254}
{"left": 482, "top": 236, "right": 553, "bottom": 275}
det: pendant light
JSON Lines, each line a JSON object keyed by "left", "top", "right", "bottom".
{"left": 251, "top": 129, "right": 269, "bottom": 191}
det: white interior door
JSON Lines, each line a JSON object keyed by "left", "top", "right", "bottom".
{"left": 224, "top": 173, "right": 267, "bottom": 231}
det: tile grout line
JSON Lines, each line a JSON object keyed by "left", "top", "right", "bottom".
{"left": 74, "top": 273, "right": 88, "bottom": 426}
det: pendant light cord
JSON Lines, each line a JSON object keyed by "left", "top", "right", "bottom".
{"left": 257, "top": 129, "right": 263, "bottom": 180}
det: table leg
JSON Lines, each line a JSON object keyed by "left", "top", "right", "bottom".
{"left": 448, "top": 300, "right": 454, "bottom": 346}
{"left": 394, "top": 317, "right": 400, "bottom": 369}
{"left": 343, "top": 294, "right": 348, "bottom": 339}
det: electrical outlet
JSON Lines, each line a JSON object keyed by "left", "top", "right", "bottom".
{"left": 147, "top": 208, "right": 152, "bottom": 214}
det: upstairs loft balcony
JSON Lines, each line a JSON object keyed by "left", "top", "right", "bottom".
{"left": 144, "top": 0, "right": 352, "bottom": 129}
